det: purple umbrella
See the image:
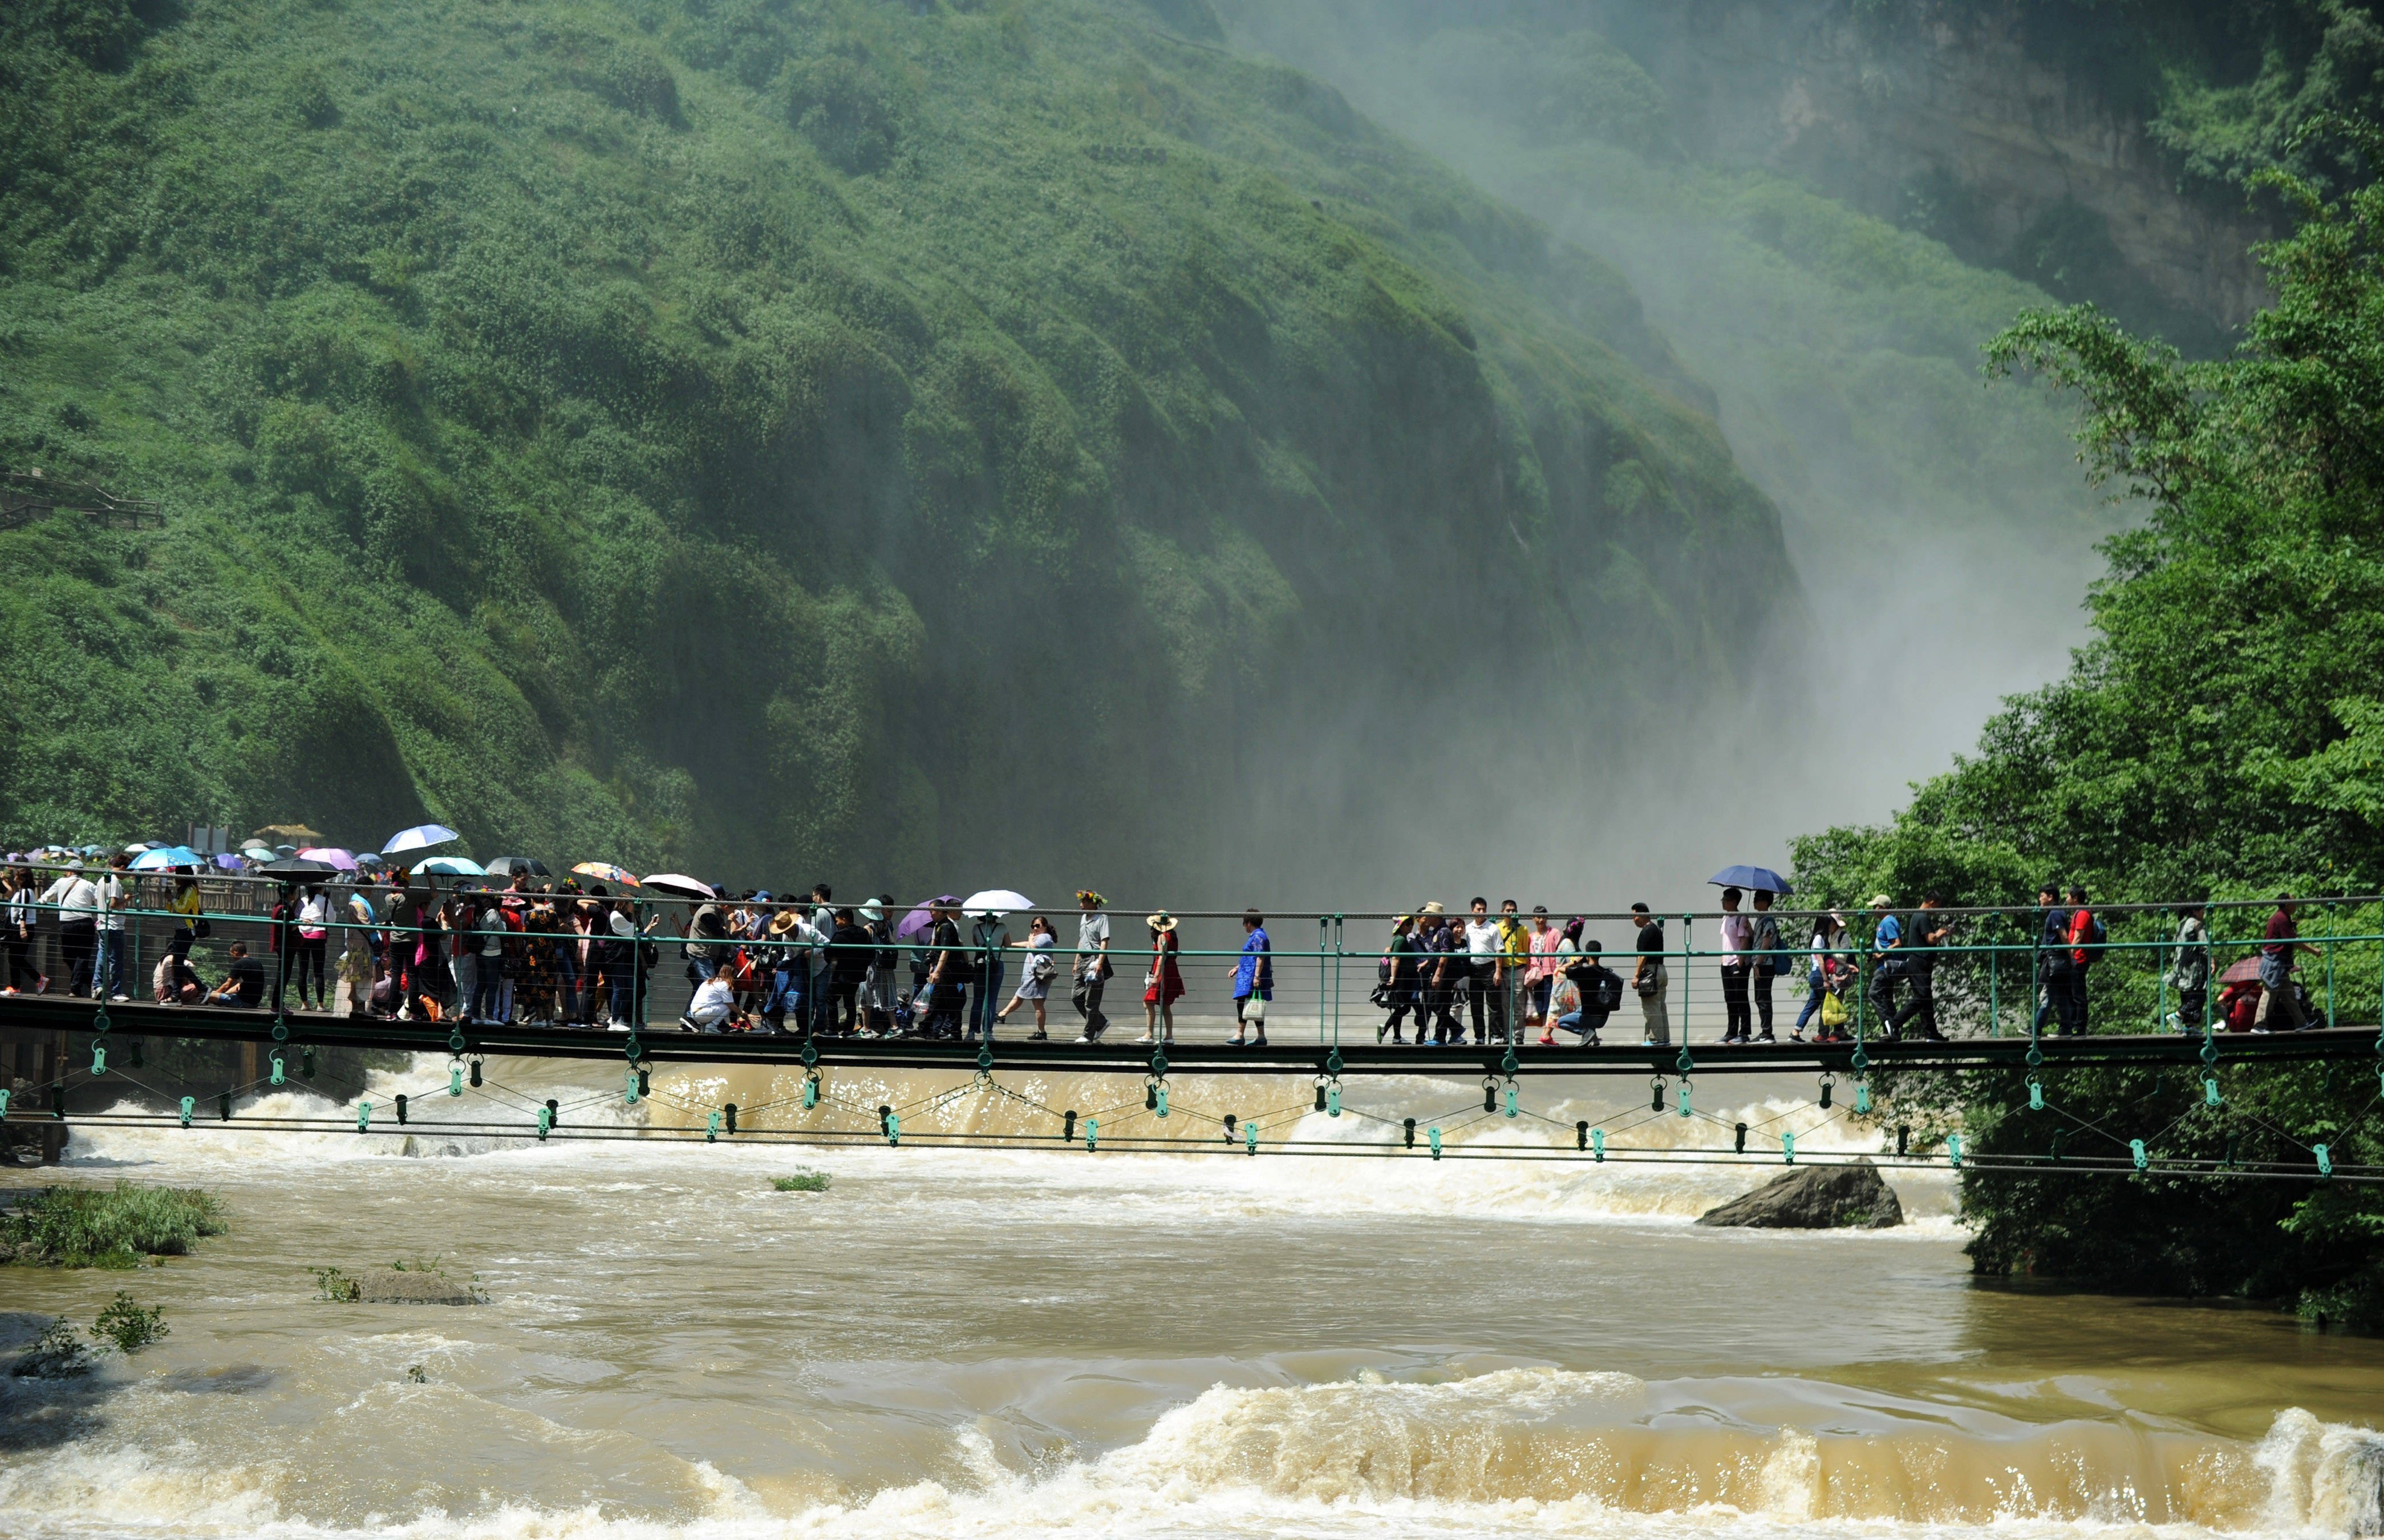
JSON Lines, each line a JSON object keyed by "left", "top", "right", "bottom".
{"left": 214, "top": 852, "right": 248, "bottom": 871}
{"left": 896, "top": 896, "right": 959, "bottom": 940}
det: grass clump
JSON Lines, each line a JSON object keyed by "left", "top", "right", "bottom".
{"left": 10, "top": 1292, "right": 171, "bottom": 1377}
{"left": 1, "top": 1184, "right": 226, "bottom": 1268}
{"left": 771, "top": 1172, "right": 831, "bottom": 1193}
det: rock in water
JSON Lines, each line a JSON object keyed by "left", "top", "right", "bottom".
{"left": 351, "top": 1266, "right": 477, "bottom": 1305}
{"left": 1694, "top": 1158, "right": 1904, "bottom": 1229}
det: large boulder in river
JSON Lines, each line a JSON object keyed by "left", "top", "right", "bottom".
{"left": 1695, "top": 1158, "right": 1903, "bottom": 1229}
{"left": 348, "top": 1266, "right": 479, "bottom": 1305}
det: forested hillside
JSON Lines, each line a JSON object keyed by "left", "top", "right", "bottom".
{"left": 0, "top": 0, "right": 1789, "bottom": 898}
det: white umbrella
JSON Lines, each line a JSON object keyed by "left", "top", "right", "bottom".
{"left": 382, "top": 823, "right": 460, "bottom": 856}
{"left": 961, "top": 889, "right": 1035, "bottom": 915}
{"left": 414, "top": 855, "right": 486, "bottom": 876}
{"left": 640, "top": 873, "right": 716, "bottom": 900}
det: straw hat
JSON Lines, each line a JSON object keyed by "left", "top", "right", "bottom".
{"left": 768, "top": 909, "right": 804, "bottom": 937}
{"left": 1418, "top": 901, "right": 1445, "bottom": 916}
{"left": 1147, "top": 911, "right": 1178, "bottom": 933}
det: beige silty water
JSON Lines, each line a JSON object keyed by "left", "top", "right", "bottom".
{"left": 2, "top": 1056, "right": 2379, "bottom": 1538}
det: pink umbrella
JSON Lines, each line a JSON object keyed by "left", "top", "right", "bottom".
{"left": 295, "top": 846, "right": 358, "bottom": 871}
{"left": 897, "top": 896, "right": 960, "bottom": 940}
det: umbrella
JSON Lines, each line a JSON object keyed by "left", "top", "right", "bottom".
{"left": 354, "top": 852, "right": 387, "bottom": 868}
{"left": 640, "top": 873, "right": 716, "bottom": 900}
{"left": 897, "top": 895, "right": 960, "bottom": 940}
{"left": 961, "top": 888, "right": 1035, "bottom": 915}
{"left": 213, "top": 853, "right": 248, "bottom": 872}
{"left": 571, "top": 861, "right": 636, "bottom": 886}
{"left": 382, "top": 824, "right": 460, "bottom": 856}
{"left": 1708, "top": 865, "right": 1794, "bottom": 895}
{"left": 415, "top": 855, "right": 486, "bottom": 876}
{"left": 122, "top": 842, "right": 157, "bottom": 853}
{"left": 2219, "top": 955, "right": 2268, "bottom": 987}
{"left": 240, "top": 842, "right": 276, "bottom": 858}
{"left": 484, "top": 857, "right": 551, "bottom": 878}
{"left": 295, "top": 846, "right": 358, "bottom": 871}
{"left": 262, "top": 857, "right": 340, "bottom": 877}
{"left": 131, "top": 845, "right": 201, "bottom": 871}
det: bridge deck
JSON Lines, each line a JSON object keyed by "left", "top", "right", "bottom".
{"left": 2, "top": 995, "right": 2377, "bottom": 1077}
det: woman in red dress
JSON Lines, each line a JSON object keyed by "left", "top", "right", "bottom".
{"left": 1139, "top": 911, "right": 1183, "bottom": 1044}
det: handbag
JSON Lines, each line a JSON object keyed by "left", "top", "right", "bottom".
{"left": 190, "top": 917, "right": 213, "bottom": 940}
{"left": 1821, "top": 992, "right": 1848, "bottom": 1028}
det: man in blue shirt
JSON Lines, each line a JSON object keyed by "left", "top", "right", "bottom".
{"left": 1231, "top": 909, "right": 1272, "bottom": 1047}
{"left": 2033, "top": 883, "right": 2071, "bottom": 1036}
{"left": 1864, "top": 895, "right": 1904, "bottom": 1037}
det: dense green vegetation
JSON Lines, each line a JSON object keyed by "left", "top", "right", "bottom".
{"left": 1793, "top": 123, "right": 2384, "bottom": 1326}
{"left": 0, "top": 0, "right": 1789, "bottom": 899}
{"left": 1, "top": 1181, "right": 227, "bottom": 1266}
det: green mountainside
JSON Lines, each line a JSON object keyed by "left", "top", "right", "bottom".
{"left": 0, "top": 0, "right": 1788, "bottom": 897}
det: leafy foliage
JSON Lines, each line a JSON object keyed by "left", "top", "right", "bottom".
{"left": 90, "top": 1290, "right": 168, "bottom": 1353}
{"left": 0, "top": 1181, "right": 225, "bottom": 1266}
{"left": 1793, "top": 118, "right": 2384, "bottom": 1324}
{"left": 0, "top": 0, "right": 1789, "bottom": 900}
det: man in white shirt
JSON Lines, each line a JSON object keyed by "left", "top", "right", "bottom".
{"left": 1072, "top": 891, "right": 1112, "bottom": 1042}
{"left": 1463, "top": 897, "right": 1501, "bottom": 1045}
{"left": 42, "top": 862, "right": 102, "bottom": 998}
{"left": 96, "top": 853, "right": 131, "bottom": 1000}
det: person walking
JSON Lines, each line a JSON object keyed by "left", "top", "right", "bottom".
{"left": 828, "top": 907, "right": 872, "bottom": 1034}
{"left": 862, "top": 898, "right": 898, "bottom": 1034}
{"left": 1138, "top": 911, "right": 1183, "bottom": 1044}
{"left": 1631, "top": 902, "right": 1669, "bottom": 1045}
{"left": 44, "top": 861, "right": 100, "bottom": 998}
{"left": 1791, "top": 912, "right": 1844, "bottom": 1041}
{"left": 1716, "top": 886, "right": 1753, "bottom": 1043}
{"left": 2166, "top": 902, "right": 2211, "bottom": 1033}
{"left": 1071, "top": 891, "right": 1112, "bottom": 1043}
{"left": 921, "top": 899, "right": 968, "bottom": 1039}
{"left": 2255, "top": 893, "right": 2322, "bottom": 1032}
{"left": 1865, "top": 896, "right": 1907, "bottom": 1036}
{"left": 994, "top": 914, "right": 1059, "bottom": 1038}
{"left": 1893, "top": 896, "right": 1952, "bottom": 1041}
{"left": 1228, "top": 909, "right": 1273, "bottom": 1045}
{"left": 1378, "top": 914, "right": 1424, "bottom": 1043}
{"left": 1, "top": 869, "right": 42, "bottom": 994}
{"left": 1422, "top": 903, "right": 1462, "bottom": 1045}
{"left": 292, "top": 884, "right": 331, "bottom": 1010}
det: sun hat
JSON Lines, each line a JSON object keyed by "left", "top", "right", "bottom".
{"left": 1869, "top": 894, "right": 1894, "bottom": 909}
{"left": 859, "top": 899, "right": 886, "bottom": 922}
{"left": 1147, "top": 911, "right": 1178, "bottom": 933}
{"left": 1419, "top": 901, "right": 1445, "bottom": 916}
{"left": 768, "top": 909, "right": 803, "bottom": 937}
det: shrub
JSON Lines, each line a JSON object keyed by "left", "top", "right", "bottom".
{"left": 0, "top": 1184, "right": 226, "bottom": 1267}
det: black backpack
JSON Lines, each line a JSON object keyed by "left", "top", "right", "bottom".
{"left": 1592, "top": 968, "right": 1624, "bottom": 1014}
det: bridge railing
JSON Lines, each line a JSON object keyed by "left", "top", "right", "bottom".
{"left": 3, "top": 880, "right": 2375, "bottom": 1045}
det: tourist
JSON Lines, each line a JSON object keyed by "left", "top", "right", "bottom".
{"left": 467, "top": 897, "right": 508, "bottom": 1023}
{"left": 968, "top": 907, "right": 1012, "bottom": 1043}
{"left": 1525, "top": 906, "right": 1562, "bottom": 1035}
{"left": 205, "top": 941, "right": 266, "bottom": 1008}
{"left": 2, "top": 869, "right": 42, "bottom": 995}
{"left": 1422, "top": 903, "right": 1462, "bottom": 1045}
{"left": 1749, "top": 890, "right": 1783, "bottom": 1042}
{"left": 1138, "top": 910, "right": 1183, "bottom": 1044}
{"left": 2034, "top": 883, "right": 2073, "bottom": 1036}
{"left": 2062, "top": 885, "right": 2098, "bottom": 1035}
{"left": 1464, "top": 897, "right": 1499, "bottom": 1044}
{"left": 994, "top": 914, "right": 1059, "bottom": 1038}
{"left": 682, "top": 962, "right": 736, "bottom": 1032}
{"left": 1866, "top": 896, "right": 1907, "bottom": 1035}
{"left": 1891, "top": 896, "right": 1952, "bottom": 1041}
{"left": 292, "top": 884, "right": 331, "bottom": 1010}
{"left": 1378, "top": 914, "right": 1423, "bottom": 1043}
{"left": 828, "top": 906, "right": 871, "bottom": 1034}
{"left": 1071, "top": 890, "right": 1112, "bottom": 1043}
{"left": 1791, "top": 912, "right": 1844, "bottom": 1040}
{"left": 1230, "top": 909, "right": 1271, "bottom": 1045}
{"left": 2166, "top": 901, "right": 2211, "bottom": 1032}
{"left": 96, "top": 853, "right": 130, "bottom": 1002}
{"left": 682, "top": 900, "right": 727, "bottom": 992}
{"left": 1717, "top": 886, "right": 1753, "bottom": 1043}
{"left": 1554, "top": 933, "right": 1621, "bottom": 1044}
{"left": 2256, "top": 893, "right": 2322, "bottom": 1032}
{"left": 1631, "top": 902, "right": 1669, "bottom": 1045}
{"left": 763, "top": 906, "right": 812, "bottom": 1032}
{"left": 42, "top": 860, "right": 99, "bottom": 998}
{"left": 168, "top": 867, "right": 204, "bottom": 974}
{"left": 862, "top": 897, "right": 898, "bottom": 1034}
{"left": 1494, "top": 899, "right": 1528, "bottom": 1044}
{"left": 922, "top": 898, "right": 967, "bottom": 1039}
{"left": 603, "top": 906, "right": 640, "bottom": 1029}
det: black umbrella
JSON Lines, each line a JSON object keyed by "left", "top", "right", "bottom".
{"left": 261, "top": 857, "right": 340, "bottom": 877}
{"left": 483, "top": 856, "right": 552, "bottom": 878}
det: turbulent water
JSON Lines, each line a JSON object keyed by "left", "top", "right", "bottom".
{"left": 3, "top": 1055, "right": 2381, "bottom": 1539}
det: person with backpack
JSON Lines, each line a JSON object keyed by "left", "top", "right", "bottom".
{"left": 2033, "top": 884, "right": 2071, "bottom": 1036}
{"left": 2164, "top": 902, "right": 2212, "bottom": 1033}
{"left": 827, "top": 907, "right": 873, "bottom": 1034}
{"left": 1749, "top": 890, "right": 1786, "bottom": 1042}
{"left": 862, "top": 898, "right": 898, "bottom": 1035}
{"left": 2060, "top": 885, "right": 2100, "bottom": 1035}
{"left": 1422, "top": 903, "right": 1464, "bottom": 1045}
{"left": 1553, "top": 935, "right": 1623, "bottom": 1044}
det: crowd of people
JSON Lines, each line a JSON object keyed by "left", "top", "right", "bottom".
{"left": 0, "top": 857, "right": 2345, "bottom": 1043}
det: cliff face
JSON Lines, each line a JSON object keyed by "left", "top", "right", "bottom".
{"left": 1592, "top": 0, "right": 2268, "bottom": 343}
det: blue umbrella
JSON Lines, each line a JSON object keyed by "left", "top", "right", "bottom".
{"left": 382, "top": 824, "right": 460, "bottom": 856}
{"left": 1708, "top": 865, "right": 1793, "bottom": 895}
{"left": 131, "top": 845, "right": 204, "bottom": 871}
